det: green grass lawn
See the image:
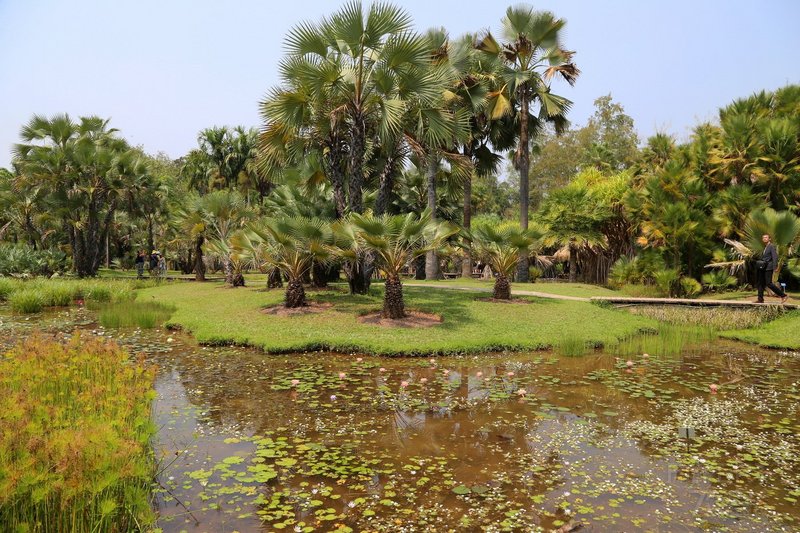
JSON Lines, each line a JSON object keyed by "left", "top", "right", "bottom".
{"left": 404, "top": 278, "right": 619, "bottom": 298}
{"left": 139, "top": 281, "right": 654, "bottom": 355}
{"left": 720, "top": 310, "right": 800, "bottom": 349}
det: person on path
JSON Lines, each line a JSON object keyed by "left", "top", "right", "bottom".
{"left": 135, "top": 250, "right": 146, "bottom": 279}
{"left": 756, "top": 234, "right": 787, "bottom": 304}
{"left": 149, "top": 250, "right": 159, "bottom": 277}
{"left": 157, "top": 253, "right": 167, "bottom": 279}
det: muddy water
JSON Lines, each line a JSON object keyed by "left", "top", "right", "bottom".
{"left": 2, "top": 306, "right": 799, "bottom": 532}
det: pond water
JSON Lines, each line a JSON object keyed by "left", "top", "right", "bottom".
{"left": 2, "top": 306, "right": 800, "bottom": 532}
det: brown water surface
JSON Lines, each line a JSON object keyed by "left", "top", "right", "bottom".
{"left": 2, "top": 306, "right": 799, "bottom": 532}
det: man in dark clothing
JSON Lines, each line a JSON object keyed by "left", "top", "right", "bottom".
{"left": 135, "top": 250, "right": 146, "bottom": 279}
{"left": 757, "top": 234, "right": 787, "bottom": 304}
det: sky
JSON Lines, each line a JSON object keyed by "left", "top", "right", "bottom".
{"left": 1, "top": 0, "right": 798, "bottom": 170}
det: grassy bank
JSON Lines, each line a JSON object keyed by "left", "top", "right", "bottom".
{"left": 0, "top": 277, "right": 154, "bottom": 313}
{"left": 0, "top": 335, "right": 156, "bottom": 531}
{"left": 721, "top": 310, "right": 800, "bottom": 349}
{"left": 138, "top": 282, "right": 654, "bottom": 355}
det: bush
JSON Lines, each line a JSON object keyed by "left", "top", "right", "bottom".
{"left": 0, "top": 335, "right": 156, "bottom": 531}
{"left": 528, "top": 266, "right": 542, "bottom": 283}
{"left": 654, "top": 268, "right": 680, "bottom": 297}
{"left": 702, "top": 270, "right": 737, "bottom": 292}
{"left": 679, "top": 277, "right": 702, "bottom": 298}
{"left": 9, "top": 289, "right": 44, "bottom": 313}
{"left": 0, "top": 244, "right": 67, "bottom": 277}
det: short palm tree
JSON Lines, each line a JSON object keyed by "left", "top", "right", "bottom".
{"left": 249, "top": 217, "right": 334, "bottom": 308}
{"left": 335, "top": 211, "right": 457, "bottom": 319}
{"left": 470, "top": 223, "right": 545, "bottom": 299}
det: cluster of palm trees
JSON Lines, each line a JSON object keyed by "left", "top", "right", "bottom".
{"left": 258, "top": 2, "right": 578, "bottom": 290}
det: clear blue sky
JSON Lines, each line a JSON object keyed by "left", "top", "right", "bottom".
{"left": 1, "top": 0, "right": 798, "bottom": 169}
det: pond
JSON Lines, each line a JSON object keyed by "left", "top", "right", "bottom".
{"left": 2, "top": 306, "right": 799, "bottom": 532}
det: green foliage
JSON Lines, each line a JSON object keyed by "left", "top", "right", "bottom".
{"left": 528, "top": 266, "right": 542, "bottom": 282}
{"left": 0, "top": 244, "right": 67, "bottom": 277}
{"left": 701, "top": 270, "right": 737, "bottom": 292}
{"left": 98, "top": 301, "right": 175, "bottom": 329}
{"left": 679, "top": 276, "right": 702, "bottom": 298}
{"left": 0, "top": 335, "right": 156, "bottom": 531}
{"left": 556, "top": 335, "right": 590, "bottom": 357}
{"left": 9, "top": 289, "right": 44, "bottom": 313}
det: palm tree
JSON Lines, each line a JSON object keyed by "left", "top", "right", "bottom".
{"left": 477, "top": 6, "right": 579, "bottom": 281}
{"left": 13, "top": 114, "right": 151, "bottom": 277}
{"left": 260, "top": 2, "right": 442, "bottom": 294}
{"left": 337, "top": 211, "right": 457, "bottom": 318}
{"left": 470, "top": 222, "right": 545, "bottom": 299}
{"left": 537, "top": 184, "right": 608, "bottom": 282}
{"left": 248, "top": 217, "right": 334, "bottom": 308}
{"left": 196, "top": 190, "right": 252, "bottom": 286}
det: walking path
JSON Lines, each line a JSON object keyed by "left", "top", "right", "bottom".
{"left": 404, "top": 282, "right": 799, "bottom": 309}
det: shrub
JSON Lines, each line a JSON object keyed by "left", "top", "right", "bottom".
{"left": 0, "top": 335, "right": 156, "bottom": 531}
{"left": 42, "top": 283, "right": 76, "bottom": 306}
{"left": 9, "top": 289, "right": 44, "bottom": 313}
{"left": 0, "top": 244, "right": 67, "bottom": 277}
{"left": 679, "top": 277, "right": 702, "bottom": 298}
{"left": 528, "top": 266, "right": 542, "bottom": 283}
{"left": 702, "top": 270, "right": 737, "bottom": 292}
{"left": 653, "top": 268, "right": 680, "bottom": 297}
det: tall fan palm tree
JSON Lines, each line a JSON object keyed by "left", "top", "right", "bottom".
{"left": 477, "top": 6, "right": 579, "bottom": 281}
{"left": 336, "top": 211, "right": 457, "bottom": 318}
{"left": 260, "top": 2, "right": 443, "bottom": 294}
{"left": 196, "top": 190, "right": 252, "bottom": 286}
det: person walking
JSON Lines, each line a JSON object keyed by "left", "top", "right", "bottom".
{"left": 756, "top": 234, "right": 787, "bottom": 304}
{"left": 135, "top": 250, "right": 146, "bottom": 279}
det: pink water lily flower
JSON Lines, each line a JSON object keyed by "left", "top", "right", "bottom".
{"left": 379, "top": 367, "right": 387, "bottom": 372}
{"left": 476, "top": 371, "right": 483, "bottom": 378}
{"left": 710, "top": 384, "right": 718, "bottom": 393}
{"left": 420, "top": 378, "right": 428, "bottom": 384}
{"left": 642, "top": 353, "right": 650, "bottom": 358}
{"left": 400, "top": 381, "right": 409, "bottom": 388}
{"left": 338, "top": 372, "right": 346, "bottom": 379}
{"left": 626, "top": 360, "right": 634, "bottom": 368}
{"left": 507, "top": 371, "right": 515, "bottom": 377}
{"left": 516, "top": 389, "right": 527, "bottom": 396}
{"left": 290, "top": 379, "right": 300, "bottom": 387}
{"left": 356, "top": 357, "right": 363, "bottom": 362}
{"left": 443, "top": 369, "right": 450, "bottom": 375}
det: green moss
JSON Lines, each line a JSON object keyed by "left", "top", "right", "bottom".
{"left": 139, "top": 282, "right": 654, "bottom": 356}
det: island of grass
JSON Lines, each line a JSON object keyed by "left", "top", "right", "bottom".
{"left": 139, "top": 282, "right": 657, "bottom": 356}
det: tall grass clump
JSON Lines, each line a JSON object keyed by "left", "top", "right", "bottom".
{"left": 0, "top": 277, "right": 20, "bottom": 300}
{"left": 9, "top": 289, "right": 44, "bottom": 313}
{"left": 627, "top": 305, "right": 785, "bottom": 331}
{"left": 98, "top": 301, "right": 175, "bottom": 329}
{"left": 0, "top": 335, "right": 156, "bottom": 531}
{"left": 613, "top": 323, "right": 716, "bottom": 358}
{"left": 556, "top": 335, "right": 591, "bottom": 357}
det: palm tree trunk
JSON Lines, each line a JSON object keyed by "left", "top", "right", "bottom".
{"left": 569, "top": 242, "right": 578, "bottom": 282}
{"left": 285, "top": 277, "right": 306, "bottom": 308}
{"left": 425, "top": 154, "right": 442, "bottom": 280}
{"left": 461, "top": 167, "right": 473, "bottom": 279}
{"left": 348, "top": 112, "right": 366, "bottom": 214}
{"left": 312, "top": 260, "right": 328, "bottom": 288}
{"left": 268, "top": 268, "right": 283, "bottom": 289}
{"left": 194, "top": 235, "right": 206, "bottom": 281}
{"left": 382, "top": 275, "right": 405, "bottom": 319}
{"left": 413, "top": 255, "right": 426, "bottom": 280}
{"left": 516, "top": 92, "right": 531, "bottom": 282}
{"left": 493, "top": 274, "right": 511, "bottom": 300}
